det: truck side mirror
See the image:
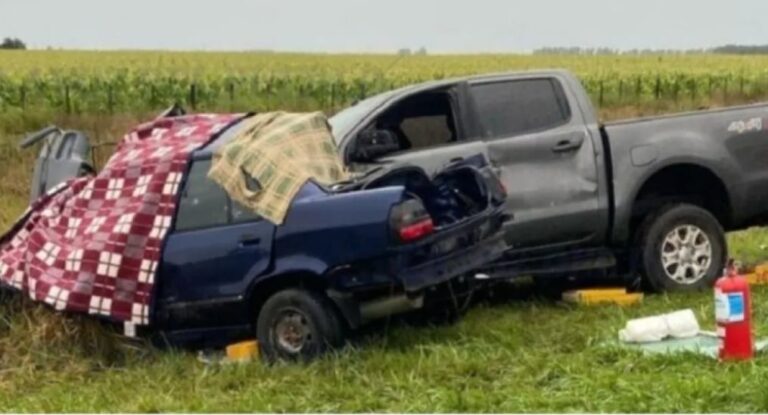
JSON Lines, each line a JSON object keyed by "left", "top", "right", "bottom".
{"left": 351, "top": 129, "right": 401, "bottom": 162}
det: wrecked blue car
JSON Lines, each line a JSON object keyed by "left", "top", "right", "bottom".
{"left": 6, "top": 111, "right": 507, "bottom": 360}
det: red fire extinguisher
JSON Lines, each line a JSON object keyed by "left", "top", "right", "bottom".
{"left": 714, "top": 259, "right": 754, "bottom": 361}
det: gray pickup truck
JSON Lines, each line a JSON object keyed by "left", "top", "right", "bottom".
{"left": 329, "top": 69, "right": 768, "bottom": 292}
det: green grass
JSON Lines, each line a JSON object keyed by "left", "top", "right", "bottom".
{"left": 4, "top": 284, "right": 768, "bottom": 412}
{"left": 729, "top": 229, "right": 768, "bottom": 269}
{"left": 1, "top": 113, "right": 768, "bottom": 412}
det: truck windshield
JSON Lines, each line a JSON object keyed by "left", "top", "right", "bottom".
{"left": 328, "top": 91, "right": 394, "bottom": 145}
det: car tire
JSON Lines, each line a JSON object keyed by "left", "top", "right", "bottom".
{"left": 634, "top": 203, "right": 727, "bottom": 292}
{"left": 256, "top": 288, "right": 345, "bottom": 361}
{"left": 0, "top": 285, "right": 10, "bottom": 302}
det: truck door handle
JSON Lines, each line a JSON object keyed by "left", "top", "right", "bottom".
{"left": 238, "top": 234, "right": 261, "bottom": 246}
{"left": 551, "top": 135, "right": 584, "bottom": 153}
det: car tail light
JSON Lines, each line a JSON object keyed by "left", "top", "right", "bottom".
{"left": 390, "top": 199, "right": 434, "bottom": 243}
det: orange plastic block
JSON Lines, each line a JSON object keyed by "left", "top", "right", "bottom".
{"left": 745, "top": 263, "right": 768, "bottom": 285}
{"left": 226, "top": 340, "right": 259, "bottom": 362}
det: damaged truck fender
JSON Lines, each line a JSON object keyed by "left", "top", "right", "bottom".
{"left": 608, "top": 125, "right": 740, "bottom": 244}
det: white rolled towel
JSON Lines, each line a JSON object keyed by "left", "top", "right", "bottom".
{"left": 619, "top": 309, "right": 700, "bottom": 343}
{"left": 663, "top": 309, "right": 700, "bottom": 339}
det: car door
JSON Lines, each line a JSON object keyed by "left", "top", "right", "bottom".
{"left": 21, "top": 127, "right": 94, "bottom": 204}
{"left": 347, "top": 83, "right": 489, "bottom": 177}
{"left": 467, "top": 76, "right": 603, "bottom": 250}
{"left": 159, "top": 159, "right": 275, "bottom": 304}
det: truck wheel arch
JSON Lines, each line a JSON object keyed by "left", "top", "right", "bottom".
{"left": 629, "top": 163, "right": 733, "bottom": 235}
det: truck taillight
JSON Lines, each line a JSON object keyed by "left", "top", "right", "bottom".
{"left": 481, "top": 168, "right": 507, "bottom": 204}
{"left": 497, "top": 180, "right": 507, "bottom": 197}
{"left": 390, "top": 199, "right": 434, "bottom": 243}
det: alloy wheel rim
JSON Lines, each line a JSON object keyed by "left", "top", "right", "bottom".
{"left": 660, "top": 224, "right": 712, "bottom": 284}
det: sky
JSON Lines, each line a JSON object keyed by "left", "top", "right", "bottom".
{"left": 1, "top": 0, "right": 767, "bottom": 53}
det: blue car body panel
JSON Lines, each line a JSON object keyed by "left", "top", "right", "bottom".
{"left": 272, "top": 185, "right": 405, "bottom": 274}
{"left": 153, "top": 169, "right": 505, "bottom": 347}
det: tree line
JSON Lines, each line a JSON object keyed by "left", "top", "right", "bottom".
{"left": 533, "top": 45, "right": 768, "bottom": 55}
{"left": 5, "top": 37, "right": 768, "bottom": 55}
{"left": 1, "top": 37, "right": 26, "bottom": 50}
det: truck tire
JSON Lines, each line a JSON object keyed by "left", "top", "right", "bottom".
{"left": 634, "top": 204, "right": 726, "bottom": 292}
{"left": 410, "top": 276, "right": 476, "bottom": 326}
{"left": 256, "top": 288, "right": 345, "bottom": 361}
{"left": 532, "top": 274, "right": 581, "bottom": 299}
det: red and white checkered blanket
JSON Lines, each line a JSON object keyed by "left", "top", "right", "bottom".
{"left": 0, "top": 113, "right": 240, "bottom": 327}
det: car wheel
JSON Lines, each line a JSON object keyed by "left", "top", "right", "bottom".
{"left": 0, "top": 285, "right": 10, "bottom": 302}
{"left": 635, "top": 203, "right": 726, "bottom": 292}
{"left": 256, "top": 288, "right": 345, "bottom": 361}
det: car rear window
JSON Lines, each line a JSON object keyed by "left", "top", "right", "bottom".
{"left": 175, "top": 160, "right": 229, "bottom": 231}
{"left": 470, "top": 78, "right": 571, "bottom": 139}
{"left": 175, "top": 160, "right": 262, "bottom": 232}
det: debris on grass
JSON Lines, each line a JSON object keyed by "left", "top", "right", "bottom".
{"left": 746, "top": 263, "right": 768, "bottom": 285}
{"left": 197, "top": 340, "right": 260, "bottom": 365}
{"left": 616, "top": 332, "right": 768, "bottom": 358}
{"left": 618, "top": 309, "right": 699, "bottom": 343}
{"left": 613, "top": 306, "right": 767, "bottom": 359}
{"left": 226, "top": 340, "right": 259, "bottom": 362}
{"left": 562, "top": 287, "right": 643, "bottom": 306}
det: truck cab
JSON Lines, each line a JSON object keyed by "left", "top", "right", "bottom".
{"left": 331, "top": 69, "right": 768, "bottom": 292}
{"left": 331, "top": 70, "right": 614, "bottom": 277}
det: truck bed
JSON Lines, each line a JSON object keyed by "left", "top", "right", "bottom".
{"left": 604, "top": 101, "right": 768, "bottom": 234}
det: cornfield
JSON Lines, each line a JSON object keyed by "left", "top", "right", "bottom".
{"left": 3, "top": 50, "right": 768, "bottom": 114}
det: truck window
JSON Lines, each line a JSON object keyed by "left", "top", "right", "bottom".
{"left": 471, "top": 78, "right": 570, "bottom": 139}
{"left": 369, "top": 91, "right": 460, "bottom": 153}
{"left": 175, "top": 160, "right": 230, "bottom": 231}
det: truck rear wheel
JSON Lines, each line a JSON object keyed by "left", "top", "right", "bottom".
{"left": 256, "top": 288, "right": 345, "bottom": 361}
{"left": 635, "top": 204, "right": 726, "bottom": 292}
